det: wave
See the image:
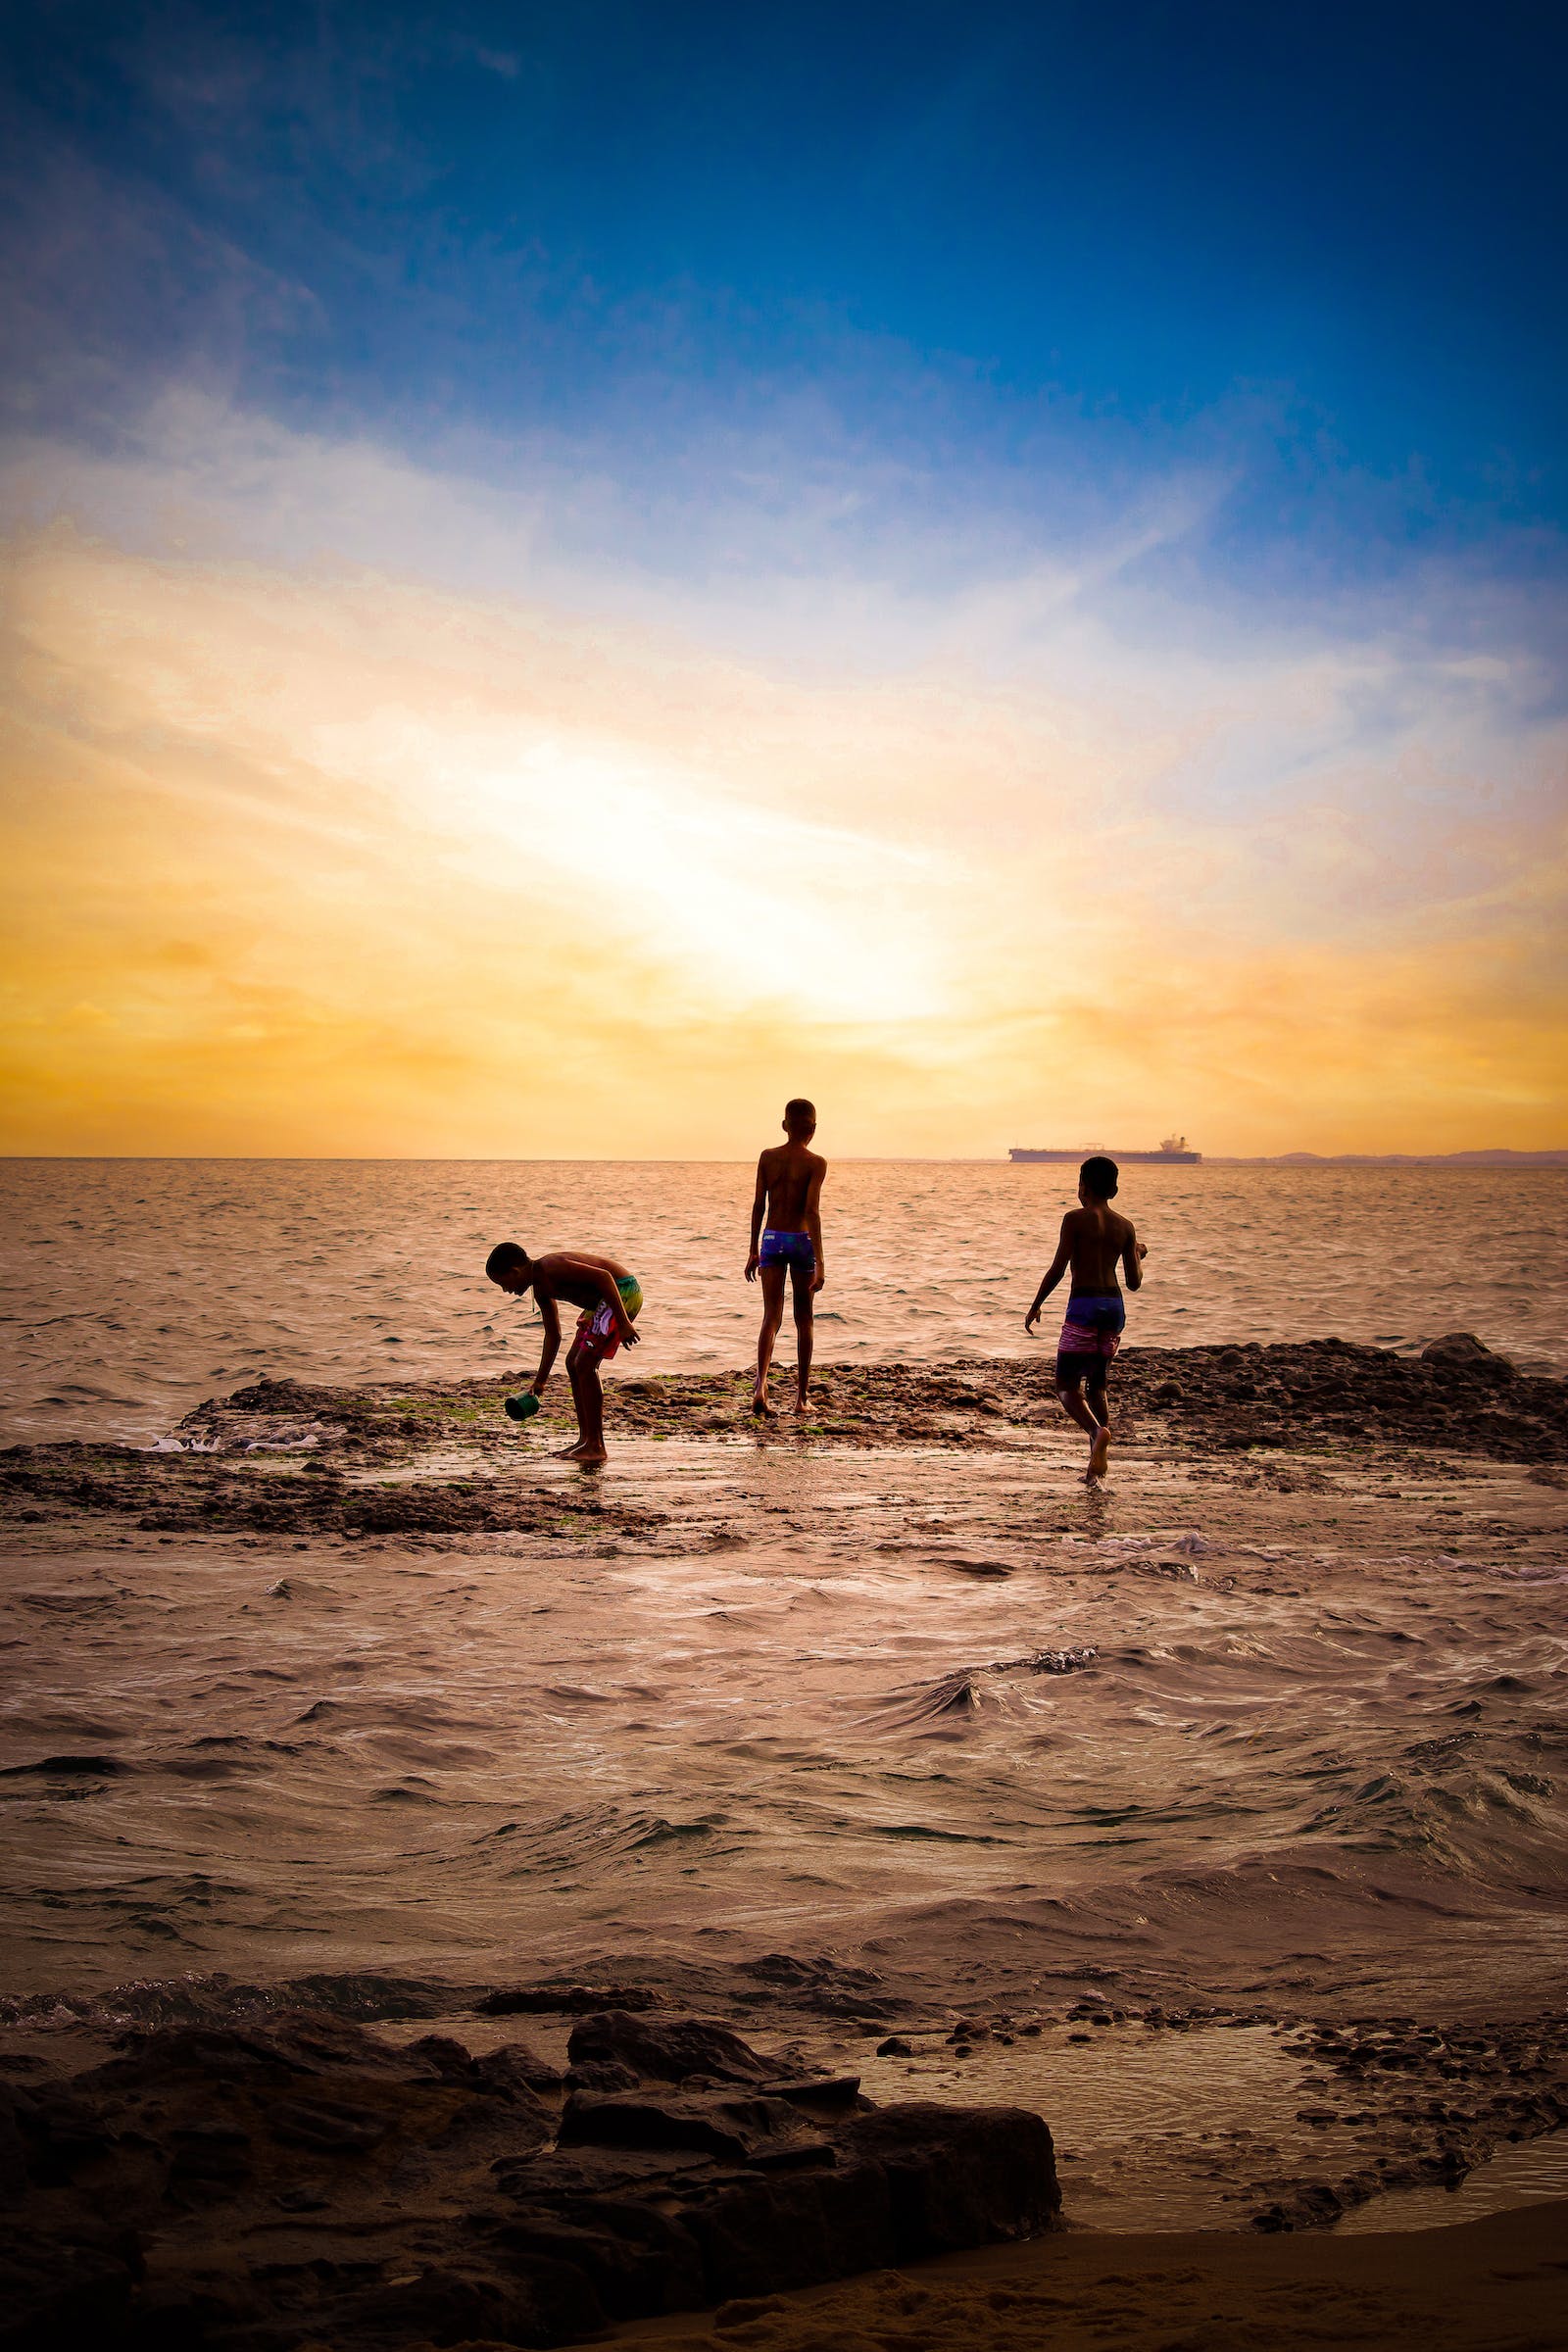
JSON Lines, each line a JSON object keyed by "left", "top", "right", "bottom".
{"left": 866, "top": 1648, "right": 1099, "bottom": 1731}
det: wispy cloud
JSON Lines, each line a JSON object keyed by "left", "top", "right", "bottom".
{"left": 1, "top": 396, "right": 1562, "bottom": 1152}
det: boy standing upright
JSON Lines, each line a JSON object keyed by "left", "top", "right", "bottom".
{"left": 485, "top": 1242, "right": 641, "bottom": 1466}
{"left": 1024, "top": 1155, "right": 1147, "bottom": 1482}
{"left": 745, "top": 1099, "right": 826, "bottom": 1419}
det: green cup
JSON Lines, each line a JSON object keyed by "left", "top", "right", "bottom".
{"left": 504, "top": 1392, "right": 541, "bottom": 1422}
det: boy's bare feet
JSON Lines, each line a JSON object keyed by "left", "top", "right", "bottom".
{"left": 1087, "top": 1423, "right": 1111, "bottom": 1481}
{"left": 752, "top": 1387, "right": 776, "bottom": 1419}
{"left": 571, "top": 1446, "right": 607, "bottom": 1468}
{"left": 791, "top": 1395, "right": 809, "bottom": 1417}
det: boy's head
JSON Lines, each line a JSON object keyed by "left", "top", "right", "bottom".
{"left": 1078, "top": 1155, "right": 1119, "bottom": 1203}
{"left": 782, "top": 1097, "right": 817, "bottom": 1142}
{"left": 485, "top": 1240, "right": 533, "bottom": 1295}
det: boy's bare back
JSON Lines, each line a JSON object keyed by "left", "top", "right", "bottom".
{"left": 1062, "top": 1202, "right": 1140, "bottom": 1293}
{"left": 756, "top": 1140, "right": 825, "bottom": 1231}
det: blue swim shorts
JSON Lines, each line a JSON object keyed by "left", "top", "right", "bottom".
{"left": 760, "top": 1227, "right": 815, "bottom": 1272}
{"left": 1056, "top": 1292, "right": 1125, "bottom": 1384}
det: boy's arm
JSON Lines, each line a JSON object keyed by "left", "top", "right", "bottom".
{"left": 530, "top": 1290, "right": 562, "bottom": 1393}
{"left": 1024, "top": 1217, "right": 1074, "bottom": 1330}
{"left": 746, "top": 1155, "right": 768, "bottom": 1280}
{"left": 805, "top": 1161, "right": 826, "bottom": 1293}
{"left": 1121, "top": 1225, "right": 1146, "bottom": 1291}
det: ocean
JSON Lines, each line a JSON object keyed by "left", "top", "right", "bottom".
{"left": 2, "top": 1157, "right": 1565, "bottom": 1445}
{"left": 3, "top": 1155, "right": 1565, "bottom": 2237}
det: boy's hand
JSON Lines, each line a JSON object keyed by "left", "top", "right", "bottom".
{"left": 810, "top": 1267, "right": 825, "bottom": 1294}
{"left": 744, "top": 1251, "right": 760, "bottom": 1282}
{"left": 1024, "top": 1303, "right": 1040, "bottom": 1333}
{"left": 619, "top": 1320, "right": 641, "bottom": 1348}
{"left": 1137, "top": 1243, "right": 1149, "bottom": 1259}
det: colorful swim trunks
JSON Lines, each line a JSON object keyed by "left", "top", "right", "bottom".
{"left": 759, "top": 1228, "right": 815, "bottom": 1273}
{"left": 573, "top": 1274, "right": 643, "bottom": 1364}
{"left": 1056, "top": 1292, "right": 1125, "bottom": 1383}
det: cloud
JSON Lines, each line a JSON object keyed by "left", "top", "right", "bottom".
{"left": 0, "top": 399, "right": 1563, "bottom": 1154}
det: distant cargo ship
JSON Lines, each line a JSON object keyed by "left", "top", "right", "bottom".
{"left": 1009, "top": 1134, "right": 1201, "bottom": 1165}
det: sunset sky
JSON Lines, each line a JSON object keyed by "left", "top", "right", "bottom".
{"left": 2, "top": 1, "right": 1563, "bottom": 1156}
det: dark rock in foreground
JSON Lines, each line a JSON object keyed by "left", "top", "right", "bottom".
{"left": 0, "top": 2006, "right": 1058, "bottom": 2349}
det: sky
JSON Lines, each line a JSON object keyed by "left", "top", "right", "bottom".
{"left": 1, "top": 0, "right": 1564, "bottom": 1156}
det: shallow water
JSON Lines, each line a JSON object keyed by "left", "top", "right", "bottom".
{"left": 1337, "top": 2130, "right": 1568, "bottom": 2233}
{"left": 2, "top": 1157, "right": 1565, "bottom": 1444}
{"left": 2, "top": 1438, "right": 1563, "bottom": 2010}
{"left": 4, "top": 1162, "right": 1565, "bottom": 2237}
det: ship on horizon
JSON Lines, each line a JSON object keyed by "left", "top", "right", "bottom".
{"left": 1008, "top": 1133, "right": 1201, "bottom": 1165}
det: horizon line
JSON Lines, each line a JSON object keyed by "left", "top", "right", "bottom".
{"left": 2, "top": 1151, "right": 1565, "bottom": 1166}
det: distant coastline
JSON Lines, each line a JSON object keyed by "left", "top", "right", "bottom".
{"left": 1204, "top": 1149, "right": 1568, "bottom": 1165}
{"left": 1004, "top": 1146, "right": 1567, "bottom": 1166}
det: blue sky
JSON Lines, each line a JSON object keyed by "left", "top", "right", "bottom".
{"left": 5, "top": 0, "right": 1564, "bottom": 565}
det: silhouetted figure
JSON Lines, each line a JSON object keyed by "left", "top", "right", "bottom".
{"left": 486, "top": 1243, "right": 641, "bottom": 1467}
{"left": 745, "top": 1099, "right": 826, "bottom": 1419}
{"left": 1024, "top": 1155, "right": 1147, "bottom": 1482}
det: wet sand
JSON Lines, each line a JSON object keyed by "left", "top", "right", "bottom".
{"left": 611, "top": 2197, "right": 1568, "bottom": 2349}
{"left": 2, "top": 1340, "right": 1565, "bottom": 2343}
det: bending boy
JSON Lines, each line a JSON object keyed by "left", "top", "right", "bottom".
{"left": 1024, "top": 1156, "right": 1146, "bottom": 1482}
{"left": 745, "top": 1099, "right": 826, "bottom": 1418}
{"left": 485, "top": 1243, "right": 641, "bottom": 1466}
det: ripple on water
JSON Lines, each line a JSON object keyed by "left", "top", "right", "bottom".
{"left": 3, "top": 1157, "right": 1565, "bottom": 1441}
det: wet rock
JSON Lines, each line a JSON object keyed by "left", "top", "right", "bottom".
{"left": 563, "top": 2059, "right": 643, "bottom": 2093}
{"left": 0, "top": 2008, "right": 1057, "bottom": 2349}
{"left": 478, "top": 2202, "right": 705, "bottom": 2327}
{"left": 559, "top": 2086, "right": 838, "bottom": 2167}
{"left": 353, "top": 2255, "right": 607, "bottom": 2349}
{"left": 93, "top": 2010, "right": 409, "bottom": 2090}
{"left": 0, "top": 2223, "right": 143, "bottom": 2348}
{"left": 566, "top": 2008, "right": 783, "bottom": 2085}
{"left": 844, "top": 2102, "right": 1056, "bottom": 2255}
{"left": 265, "top": 2096, "right": 390, "bottom": 2153}
{"left": 1422, "top": 1332, "right": 1494, "bottom": 1363}
{"left": 405, "top": 2033, "right": 563, "bottom": 2099}
{"left": 476, "top": 1980, "right": 662, "bottom": 2016}
{"left": 165, "top": 2121, "right": 253, "bottom": 2197}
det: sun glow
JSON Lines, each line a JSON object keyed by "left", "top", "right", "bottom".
{"left": 1, "top": 414, "right": 1564, "bottom": 1156}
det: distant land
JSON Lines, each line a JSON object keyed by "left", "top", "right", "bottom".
{"left": 1209, "top": 1150, "right": 1568, "bottom": 1165}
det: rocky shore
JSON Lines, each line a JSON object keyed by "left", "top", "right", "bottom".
{"left": 3, "top": 1337, "right": 1564, "bottom": 2348}
{"left": 2, "top": 1998, "right": 1055, "bottom": 2350}
{"left": 4, "top": 1968, "right": 1566, "bottom": 2351}
{"left": 1, "top": 1336, "right": 1562, "bottom": 1548}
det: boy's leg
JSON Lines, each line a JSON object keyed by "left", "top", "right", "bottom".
{"left": 790, "top": 1263, "right": 814, "bottom": 1415}
{"left": 753, "top": 1265, "right": 787, "bottom": 1415}
{"left": 1085, "top": 1371, "right": 1112, "bottom": 1480}
{"left": 564, "top": 1330, "right": 608, "bottom": 1464}
{"left": 1056, "top": 1373, "right": 1102, "bottom": 1444}
{"left": 1056, "top": 1352, "right": 1111, "bottom": 1478}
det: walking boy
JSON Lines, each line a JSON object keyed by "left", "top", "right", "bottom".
{"left": 485, "top": 1242, "right": 642, "bottom": 1466}
{"left": 1024, "top": 1156, "right": 1147, "bottom": 1482}
{"left": 745, "top": 1099, "right": 826, "bottom": 1418}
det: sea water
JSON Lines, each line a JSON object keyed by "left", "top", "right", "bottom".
{"left": 2, "top": 1157, "right": 1564, "bottom": 1444}
{"left": 3, "top": 1157, "right": 1565, "bottom": 2232}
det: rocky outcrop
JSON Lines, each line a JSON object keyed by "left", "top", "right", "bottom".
{"left": 0, "top": 2007, "right": 1058, "bottom": 2349}
{"left": 3, "top": 1341, "right": 1562, "bottom": 1549}
{"left": 1420, "top": 1331, "right": 1495, "bottom": 1364}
